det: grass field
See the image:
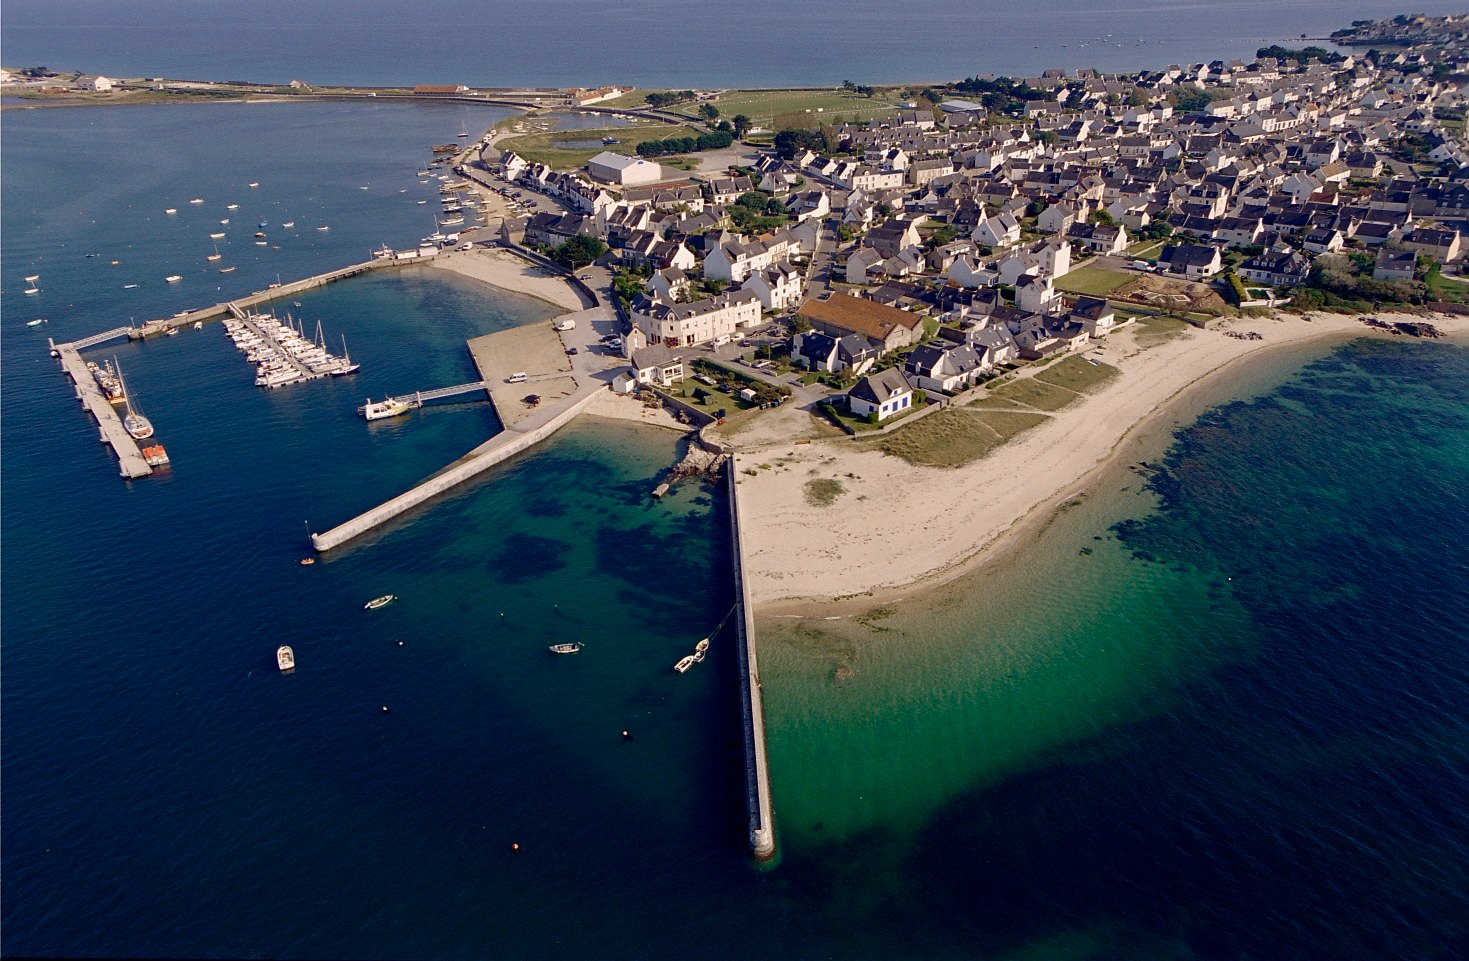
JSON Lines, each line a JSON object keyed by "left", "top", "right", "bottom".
{"left": 1131, "top": 312, "right": 1191, "bottom": 346}
{"left": 682, "top": 89, "right": 899, "bottom": 128}
{"left": 496, "top": 122, "right": 696, "bottom": 168}
{"left": 989, "top": 377, "right": 1082, "bottom": 412}
{"left": 971, "top": 409, "right": 1049, "bottom": 441}
{"left": 1056, "top": 265, "right": 1135, "bottom": 297}
{"left": 870, "top": 409, "right": 1004, "bottom": 467}
{"left": 1033, "top": 355, "right": 1120, "bottom": 393}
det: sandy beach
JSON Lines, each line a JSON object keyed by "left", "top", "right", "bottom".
{"left": 737, "top": 310, "right": 1469, "bottom": 609}
{"left": 430, "top": 246, "right": 587, "bottom": 313}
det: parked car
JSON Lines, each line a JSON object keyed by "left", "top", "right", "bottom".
{"left": 566, "top": 347, "right": 578, "bottom": 355}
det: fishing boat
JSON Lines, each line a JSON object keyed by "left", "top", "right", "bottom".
{"left": 165, "top": 274, "right": 182, "bottom": 283}
{"left": 364, "top": 595, "right": 397, "bottom": 610}
{"left": 549, "top": 642, "right": 583, "bottom": 654}
{"left": 330, "top": 334, "right": 361, "bottom": 376}
{"left": 277, "top": 645, "right": 295, "bottom": 671}
{"left": 27, "top": 318, "right": 47, "bottom": 327}
{"left": 210, "top": 231, "right": 226, "bottom": 239}
{"left": 359, "top": 396, "right": 414, "bottom": 421}
{"left": 218, "top": 266, "right": 236, "bottom": 274}
{"left": 673, "top": 654, "right": 697, "bottom": 674}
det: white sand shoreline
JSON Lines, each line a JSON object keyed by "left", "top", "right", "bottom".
{"left": 737, "top": 311, "right": 1469, "bottom": 612}
{"left": 430, "top": 247, "right": 587, "bottom": 313}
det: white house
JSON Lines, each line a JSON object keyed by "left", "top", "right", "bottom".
{"left": 587, "top": 151, "right": 662, "bottom": 187}
{"left": 89, "top": 75, "right": 115, "bottom": 92}
{"left": 741, "top": 263, "right": 805, "bottom": 312}
{"left": 848, "top": 368, "right": 915, "bottom": 421}
{"left": 633, "top": 290, "right": 762, "bottom": 347}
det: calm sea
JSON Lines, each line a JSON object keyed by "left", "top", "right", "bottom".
{"left": 5, "top": 103, "right": 1469, "bottom": 960}
{"left": 5, "top": 0, "right": 1469, "bottom": 88}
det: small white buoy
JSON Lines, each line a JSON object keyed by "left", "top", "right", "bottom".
{"left": 382, "top": 705, "right": 390, "bottom": 713}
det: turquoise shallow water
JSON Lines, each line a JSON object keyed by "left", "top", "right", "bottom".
{"left": 5, "top": 102, "right": 1469, "bottom": 960}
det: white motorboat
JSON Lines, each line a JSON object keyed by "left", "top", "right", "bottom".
{"left": 674, "top": 655, "right": 697, "bottom": 674}
{"left": 165, "top": 275, "right": 182, "bottom": 283}
{"left": 277, "top": 645, "right": 295, "bottom": 671}
{"left": 549, "top": 642, "right": 583, "bottom": 654}
{"left": 364, "top": 594, "right": 397, "bottom": 610}
{"left": 359, "top": 396, "right": 414, "bottom": 421}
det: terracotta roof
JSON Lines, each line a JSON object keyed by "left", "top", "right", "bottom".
{"left": 798, "top": 293, "right": 923, "bottom": 342}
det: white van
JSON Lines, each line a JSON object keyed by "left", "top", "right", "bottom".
{"left": 554, "top": 319, "right": 576, "bottom": 331}
{"left": 507, "top": 372, "right": 528, "bottom": 384}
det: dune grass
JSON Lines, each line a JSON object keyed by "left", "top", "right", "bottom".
{"left": 1033, "top": 355, "right": 1120, "bottom": 393}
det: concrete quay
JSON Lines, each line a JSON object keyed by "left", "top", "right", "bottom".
{"left": 727, "top": 453, "right": 777, "bottom": 861}
{"left": 310, "top": 381, "right": 605, "bottom": 552}
{"left": 55, "top": 346, "right": 153, "bottom": 479}
{"left": 133, "top": 257, "right": 407, "bottom": 339}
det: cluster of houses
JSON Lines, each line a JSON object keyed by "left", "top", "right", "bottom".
{"left": 484, "top": 17, "right": 1469, "bottom": 421}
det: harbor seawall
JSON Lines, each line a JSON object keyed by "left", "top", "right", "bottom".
{"left": 727, "top": 454, "right": 777, "bottom": 861}
{"left": 311, "top": 386, "right": 603, "bottom": 552}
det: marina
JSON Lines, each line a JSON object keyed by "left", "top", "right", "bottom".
{"left": 53, "top": 343, "right": 154, "bottom": 479}
{"left": 222, "top": 306, "right": 356, "bottom": 389}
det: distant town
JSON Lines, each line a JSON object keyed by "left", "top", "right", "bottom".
{"left": 9, "top": 11, "right": 1469, "bottom": 435}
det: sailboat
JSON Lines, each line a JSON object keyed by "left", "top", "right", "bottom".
{"left": 207, "top": 241, "right": 223, "bottom": 263}
{"left": 330, "top": 334, "right": 361, "bottom": 376}
{"left": 116, "top": 361, "right": 155, "bottom": 440}
{"left": 459, "top": 109, "right": 470, "bottom": 139}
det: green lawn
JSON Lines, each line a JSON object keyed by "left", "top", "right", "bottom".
{"left": 1126, "top": 239, "right": 1164, "bottom": 258}
{"left": 689, "top": 89, "right": 899, "bottom": 128}
{"left": 1032, "top": 355, "right": 1120, "bottom": 393}
{"left": 497, "top": 122, "right": 696, "bottom": 169}
{"left": 1056, "top": 266, "right": 1135, "bottom": 297}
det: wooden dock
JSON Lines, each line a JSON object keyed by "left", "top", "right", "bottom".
{"left": 54, "top": 345, "right": 153, "bottom": 479}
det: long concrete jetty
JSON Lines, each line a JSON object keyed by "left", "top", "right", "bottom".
{"left": 54, "top": 345, "right": 153, "bottom": 479}
{"left": 311, "top": 382, "right": 604, "bottom": 552}
{"left": 133, "top": 256, "right": 407, "bottom": 338}
{"left": 727, "top": 453, "right": 777, "bottom": 861}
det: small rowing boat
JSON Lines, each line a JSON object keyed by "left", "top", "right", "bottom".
{"left": 364, "top": 594, "right": 397, "bottom": 610}
{"left": 549, "top": 642, "right": 583, "bottom": 655}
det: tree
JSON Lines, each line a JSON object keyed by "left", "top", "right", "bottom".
{"left": 1090, "top": 209, "right": 1116, "bottom": 226}
{"left": 732, "top": 114, "right": 752, "bottom": 138}
{"left": 553, "top": 235, "right": 606, "bottom": 270}
{"left": 698, "top": 103, "right": 720, "bottom": 122}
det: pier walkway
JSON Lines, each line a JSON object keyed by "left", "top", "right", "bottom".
{"left": 54, "top": 345, "right": 152, "bottom": 479}
{"left": 727, "top": 453, "right": 777, "bottom": 861}
{"left": 66, "top": 326, "right": 137, "bottom": 352}
{"left": 134, "top": 256, "right": 406, "bottom": 338}
{"left": 389, "top": 381, "right": 490, "bottom": 405}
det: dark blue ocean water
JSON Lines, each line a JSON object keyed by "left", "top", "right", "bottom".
{"left": 5, "top": 102, "right": 1469, "bottom": 960}
{"left": 5, "top": 0, "right": 1468, "bottom": 88}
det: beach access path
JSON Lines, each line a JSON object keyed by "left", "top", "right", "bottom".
{"left": 735, "top": 310, "right": 1469, "bottom": 608}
